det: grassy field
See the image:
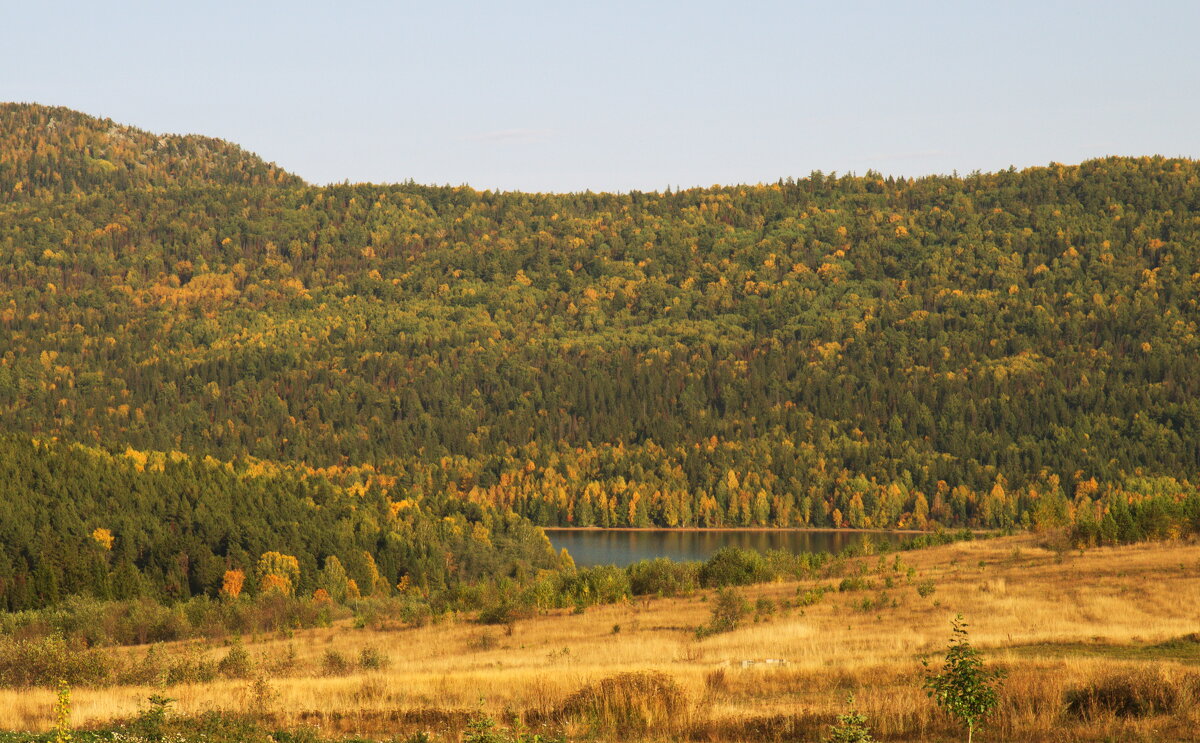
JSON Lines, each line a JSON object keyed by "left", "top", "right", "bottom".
{"left": 5, "top": 534, "right": 1200, "bottom": 742}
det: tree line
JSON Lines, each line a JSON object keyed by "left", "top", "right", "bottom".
{"left": 0, "top": 436, "right": 558, "bottom": 611}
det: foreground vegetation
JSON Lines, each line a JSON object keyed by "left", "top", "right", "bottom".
{"left": 4, "top": 535, "right": 1200, "bottom": 742}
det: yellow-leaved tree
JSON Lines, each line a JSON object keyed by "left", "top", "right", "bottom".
{"left": 221, "top": 569, "right": 245, "bottom": 599}
{"left": 256, "top": 552, "right": 300, "bottom": 596}
{"left": 91, "top": 527, "right": 114, "bottom": 550}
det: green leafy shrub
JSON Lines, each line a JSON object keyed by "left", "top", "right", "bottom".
{"left": 627, "top": 558, "right": 699, "bottom": 597}
{"left": 358, "top": 646, "right": 390, "bottom": 670}
{"left": 0, "top": 635, "right": 112, "bottom": 687}
{"left": 217, "top": 639, "right": 253, "bottom": 679}
{"left": 699, "top": 548, "right": 773, "bottom": 588}
{"left": 754, "top": 596, "right": 776, "bottom": 617}
{"left": 555, "top": 565, "right": 631, "bottom": 607}
{"left": 696, "top": 588, "right": 750, "bottom": 638}
{"left": 796, "top": 586, "right": 830, "bottom": 606}
{"left": 838, "top": 577, "right": 874, "bottom": 592}
{"left": 320, "top": 649, "right": 352, "bottom": 676}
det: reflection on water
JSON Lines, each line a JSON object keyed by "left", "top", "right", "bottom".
{"left": 544, "top": 529, "right": 908, "bottom": 568}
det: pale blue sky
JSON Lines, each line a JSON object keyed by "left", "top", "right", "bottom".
{"left": 4, "top": 1, "right": 1197, "bottom": 192}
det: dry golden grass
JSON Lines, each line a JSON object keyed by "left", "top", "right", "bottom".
{"left": 6, "top": 534, "right": 1200, "bottom": 741}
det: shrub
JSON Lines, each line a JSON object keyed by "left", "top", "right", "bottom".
{"left": 400, "top": 600, "right": 434, "bottom": 628}
{"left": 119, "top": 644, "right": 167, "bottom": 686}
{"left": 764, "top": 549, "right": 831, "bottom": 579}
{"left": 217, "top": 640, "right": 252, "bottom": 679}
{"left": 0, "top": 635, "right": 112, "bottom": 687}
{"left": 796, "top": 586, "right": 829, "bottom": 606}
{"left": 132, "top": 694, "right": 175, "bottom": 742}
{"left": 838, "top": 577, "right": 874, "bottom": 592}
{"left": 463, "top": 712, "right": 509, "bottom": 743}
{"left": 246, "top": 675, "right": 278, "bottom": 714}
{"left": 556, "top": 565, "right": 631, "bottom": 607}
{"left": 754, "top": 596, "right": 776, "bottom": 617}
{"left": 627, "top": 558, "right": 699, "bottom": 597}
{"left": 854, "top": 592, "right": 895, "bottom": 612}
{"left": 468, "top": 631, "right": 499, "bottom": 652}
{"left": 699, "top": 547, "right": 772, "bottom": 588}
{"left": 358, "top": 647, "right": 390, "bottom": 670}
{"left": 477, "top": 602, "right": 516, "bottom": 626}
{"left": 697, "top": 588, "right": 750, "bottom": 638}
{"left": 321, "top": 649, "right": 352, "bottom": 676}
{"left": 165, "top": 643, "right": 218, "bottom": 685}
{"left": 53, "top": 680, "right": 71, "bottom": 743}
{"left": 826, "top": 694, "right": 875, "bottom": 743}
{"left": 261, "top": 643, "right": 298, "bottom": 676}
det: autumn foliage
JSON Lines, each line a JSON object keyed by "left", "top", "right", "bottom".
{"left": 3, "top": 105, "right": 1200, "bottom": 609}
{"left": 220, "top": 570, "right": 245, "bottom": 599}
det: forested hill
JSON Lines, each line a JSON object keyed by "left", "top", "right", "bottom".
{"left": 0, "top": 103, "right": 301, "bottom": 196}
{"left": 3, "top": 105, "right": 1200, "bottom": 533}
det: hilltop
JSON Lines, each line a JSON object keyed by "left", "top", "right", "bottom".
{"left": 0, "top": 103, "right": 302, "bottom": 195}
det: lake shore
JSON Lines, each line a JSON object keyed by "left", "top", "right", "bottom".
{"left": 540, "top": 525, "right": 931, "bottom": 535}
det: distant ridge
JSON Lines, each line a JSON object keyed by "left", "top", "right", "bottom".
{"left": 0, "top": 102, "right": 304, "bottom": 196}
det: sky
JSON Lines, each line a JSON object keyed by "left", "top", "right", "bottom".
{"left": 3, "top": 1, "right": 1198, "bottom": 193}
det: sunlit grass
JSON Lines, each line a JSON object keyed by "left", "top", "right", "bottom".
{"left": 5, "top": 534, "right": 1200, "bottom": 741}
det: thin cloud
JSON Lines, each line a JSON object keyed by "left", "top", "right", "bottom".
{"left": 870, "top": 150, "right": 950, "bottom": 162}
{"left": 464, "top": 128, "right": 555, "bottom": 144}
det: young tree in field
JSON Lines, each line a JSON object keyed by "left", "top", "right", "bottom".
{"left": 826, "top": 693, "right": 875, "bottom": 743}
{"left": 923, "top": 615, "right": 1004, "bottom": 743}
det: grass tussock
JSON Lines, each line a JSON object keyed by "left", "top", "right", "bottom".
{"left": 551, "top": 671, "right": 688, "bottom": 736}
{"left": 691, "top": 711, "right": 830, "bottom": 743}
{"left": 1064, "top": 666, "right": 1200, "bottom": 720}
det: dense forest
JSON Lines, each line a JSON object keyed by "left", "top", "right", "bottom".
{"left": 0, "top": 435, "right": 558, "bottom": 611}
{"left": 3, "top": 103, "right": 1200, "bottom": 576}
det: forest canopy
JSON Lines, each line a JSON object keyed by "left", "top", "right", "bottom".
{"left": 3, "top": 103, "right": 1200, "bottom": 582}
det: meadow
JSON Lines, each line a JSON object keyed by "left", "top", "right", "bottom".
{"left": 4, "top": 534, "right": 1199, "bottom": 742}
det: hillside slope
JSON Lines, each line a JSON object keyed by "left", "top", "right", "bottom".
{"left": 1, "top": 106, "right": 1199, "bottom": 534}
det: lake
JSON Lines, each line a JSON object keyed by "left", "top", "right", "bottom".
{"left": 544, "top": 529, "right": 910, "bottom": 567}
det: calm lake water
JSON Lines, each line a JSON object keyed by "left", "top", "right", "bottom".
{"left": 544, "top": 529, "right": 909, "bottom": 567}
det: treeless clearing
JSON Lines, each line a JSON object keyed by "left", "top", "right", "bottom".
{"left": 6, "top": 534, "right": 1200, "bottom": 741}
